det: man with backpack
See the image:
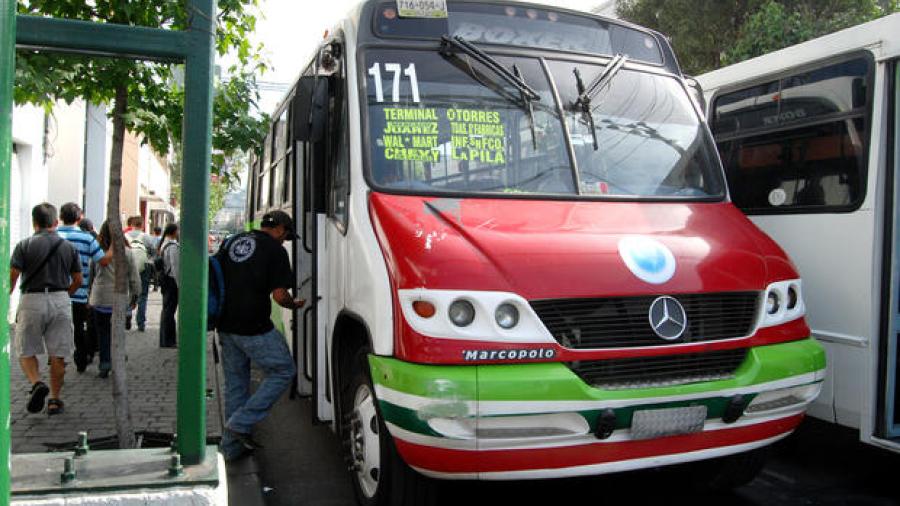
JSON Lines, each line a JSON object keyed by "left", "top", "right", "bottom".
{"left": 124, "top": 215, "right": 154, "bottom": 331}
{"left": 10, "top": 203, "right": 83, "bottom": 416}
{"left": 216, "top": 210, "right": 304, "bottom": 461}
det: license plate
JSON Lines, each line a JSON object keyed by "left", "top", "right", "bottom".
{"left": 630, "top": 405, "right": 707, "bottom": 440}
{"left": 397, "top": 0, "right": 448, "bottom": 18}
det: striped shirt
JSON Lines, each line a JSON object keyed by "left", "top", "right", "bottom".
{"left": 57, "top": 225, "right": 105, "bottom": 304}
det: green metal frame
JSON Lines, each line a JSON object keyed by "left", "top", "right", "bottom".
{"left": 0, "top": 4, "right": 14, "bottom": 504}
{"left": 0, "top": 1, "right": 216, "bottom": 503}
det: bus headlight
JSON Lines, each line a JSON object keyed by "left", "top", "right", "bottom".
{"left": 787, "top": 285, "right": 799, "bottom": 310}
{"left": 448, "top": 300, "right": 476, "bottom": 327}
{"left": 758, "top": 279, "right": 805, "bottom": 329}
{"left": 766, "top": 291, "right": 780, "bottom": 315}
{"left": 397, "top": 289, "right": 556, "bottom": 345}
{"left": 495, "top": 303, "right": 520, "bottom": 329}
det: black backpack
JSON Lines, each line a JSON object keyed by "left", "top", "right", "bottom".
{"left": 154, "top": 241, "right": 174, "bottom": 274}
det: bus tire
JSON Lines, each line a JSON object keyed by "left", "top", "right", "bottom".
{"left": 342, "top": 352, "right": 438, "bottom": 506}
{"left": 694, "top": 447, "right": 770, "bottom": 491}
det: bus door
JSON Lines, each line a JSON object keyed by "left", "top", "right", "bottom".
{"left": 293, "top": 68, "right": 335, "bottom": 424}
{"left": 882, "top": 60, "right": 900, "bottom": 439}
{"left": 293, "top": 106, "right": 313, "bottom": 398}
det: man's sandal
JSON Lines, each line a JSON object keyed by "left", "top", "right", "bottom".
{"left": 47, "top": 399, "right": 64, "bottom": 416}
{"left": 26, "top": 382, "right": 49, "bottom": 414}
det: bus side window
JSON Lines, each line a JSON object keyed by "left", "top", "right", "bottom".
{"left": 711, "top": 56, "right": 873, "bottom": 214}
{"left": 329, "top": 80, "right": 350, "bottom": 231}
{"left": 273, "top": 108, "right": 289, "bottom": 205}
{"left": 259, "top": 133, "right": 273, "bottom": 211}
{"left": 247, "top": 155, "right": 258, "bottom": 214}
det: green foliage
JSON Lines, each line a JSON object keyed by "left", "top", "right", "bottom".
{"left": 14, "top": 0, "right": 269, "bottom": 178}
{"left": 615, "top": 0, "right": 761, "bottom": 76}
{"left": 208, "top": 175, "right": 228, "bottom": 227}
{"left": 724, "top": 0, "right": 893, "bottom": 65}
{"left": 615, "top": 0, "right": 899, "bottom": 74}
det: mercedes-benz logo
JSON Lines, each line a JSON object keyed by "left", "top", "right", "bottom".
{"left": 648, "top": 296, "right": 688, "bottom": 340}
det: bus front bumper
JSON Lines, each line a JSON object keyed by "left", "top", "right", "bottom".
{"left": 369, "top": 338, "right": 826, "bottom": 480}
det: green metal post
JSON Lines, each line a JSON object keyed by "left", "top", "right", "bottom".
{"left": 0, "top": 0, "right": 14, "bottom": 502}
{"left": 176, "top": 0, "right": 215, "bottom": 465}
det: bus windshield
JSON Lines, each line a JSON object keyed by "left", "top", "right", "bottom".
{"left": 365, "top": 48, "right": 725, "bottom": 199}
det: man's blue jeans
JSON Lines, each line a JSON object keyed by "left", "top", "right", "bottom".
{"left": 219, "top": 328, "right": 296, "bottom": 457}
{"left": 135, "top": 268, "right": 150, "bottom": 329}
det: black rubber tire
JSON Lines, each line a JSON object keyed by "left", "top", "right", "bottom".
{"left": 342, "top": 352, "right": 439, "bottom": 506}
{"left": 692, "top": 447, "right": 771, "bottom": 491}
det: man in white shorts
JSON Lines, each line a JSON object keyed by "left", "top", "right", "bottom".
{"left": 9, "top": 203, "right": 82, "bottom": 416}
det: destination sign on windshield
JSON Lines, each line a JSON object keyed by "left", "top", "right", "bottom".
{"left": 374, "top": 2, "right": 663, "bottom": 64}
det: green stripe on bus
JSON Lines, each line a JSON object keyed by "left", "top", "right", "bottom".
{"left": 478, "top": 338, "right": 825, "bottom": 402}
{"left": 378, "top": 400, "right": 446, "bottom": 438}
{"left": 369, "top": 355, "right": 478, "bottom": 399}
{"left": 369, "top": 338, "right": 824, "bottom": 402}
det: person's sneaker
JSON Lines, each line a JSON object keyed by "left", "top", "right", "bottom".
{"left": 226, "top": 429, "right": 264, "bottom": 450}
{"left": 138, "top": 326, "right": 145, "bottom": 332}
{"left": 26, "top": 381, "right": 50, "bottom": 413}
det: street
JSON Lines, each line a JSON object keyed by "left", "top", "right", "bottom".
{"left": 254, "top": 396, "right": 900, "bottom": 506}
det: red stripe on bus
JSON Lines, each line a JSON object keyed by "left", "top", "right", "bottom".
{"left": 394, "top": 413, "right": 803, "bottom": 473}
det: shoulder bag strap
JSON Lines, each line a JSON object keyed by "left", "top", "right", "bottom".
{"left": 21, "top": 238, "right": 65, "bottom": 291}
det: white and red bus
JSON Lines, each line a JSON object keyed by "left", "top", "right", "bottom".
{"left": 248, "top": 1, "right": 825, "bottom": 504}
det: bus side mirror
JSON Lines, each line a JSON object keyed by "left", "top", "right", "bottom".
{"left": 293, "top": 76, "right": 329, "bottom": 142}
{"left": 684, "top": 76, "right": 706, "bottom": 115}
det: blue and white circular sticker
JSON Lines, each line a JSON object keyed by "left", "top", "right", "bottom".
{"left": 618, "top": 236, "right": 676, "bottom": 285}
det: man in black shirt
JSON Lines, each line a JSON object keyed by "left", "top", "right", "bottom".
{"left": 10, "top": 203, "right": 82, "bottom": 416}
{"left": 217, "top": 210, "right": 304, "bottom": 460}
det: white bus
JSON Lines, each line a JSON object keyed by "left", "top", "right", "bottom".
{"left": 247, "top": 1, "right": 825, "bottom": 504}
{"left": 698, "top": 13, "right": 900, "bottom": 451}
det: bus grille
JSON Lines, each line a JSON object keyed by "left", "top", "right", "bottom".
{"left": 531, "top": 292, "right": 760, "bottom": 349}
{"left": 567, "top": 348, "right": 749, "bottom": 390}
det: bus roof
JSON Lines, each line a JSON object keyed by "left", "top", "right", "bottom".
{"left": 354, "top": 0, "right": 679, "bottom": 73}
{"left": 269, "top": 0, "right": 681, "bottom": 116}
{"left": 698, "top": 13, "right": 900, "bottom": 93}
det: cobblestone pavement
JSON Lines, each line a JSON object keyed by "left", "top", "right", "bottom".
{"left": 10, "top": 290, "right": 223, "bottom": 453}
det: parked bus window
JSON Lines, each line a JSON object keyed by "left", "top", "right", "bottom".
{"left": 712, "top": 56, "right": 872, "bottom": 213}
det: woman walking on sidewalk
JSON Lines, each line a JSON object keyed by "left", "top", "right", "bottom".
{"left": 158, "top": 223, "right": 180, "bottom": 348}
{"left": 89, "top": 221, "right": 141, "bottom": 378}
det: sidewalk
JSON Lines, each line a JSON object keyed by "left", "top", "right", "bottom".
{"left": 9, "top": 290, "right": 223, "bottom": 453}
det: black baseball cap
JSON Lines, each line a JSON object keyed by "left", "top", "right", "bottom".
{"left": 260, "top": 210, "right": 298, "bottom": 240}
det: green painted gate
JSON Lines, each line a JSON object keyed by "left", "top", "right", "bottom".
{"left": 0, "top": 1, "right": 218, "bottom": 503}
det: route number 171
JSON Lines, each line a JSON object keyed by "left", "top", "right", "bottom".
{"left": 368, "top": 63, "right": 420, "bottom": 103}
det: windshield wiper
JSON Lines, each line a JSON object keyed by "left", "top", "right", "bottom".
{"left": 513, "top": 64, "right": 538, "bottom": 150}
{"left": 574, "top": 54, "right": 628, "bottom": 151}
{"left": 441, "top": 35, "right": 540, "bottom": 149}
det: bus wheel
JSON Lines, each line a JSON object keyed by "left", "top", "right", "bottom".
{"left": 343, "top": 354, "right": 438, "bottom": 506}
